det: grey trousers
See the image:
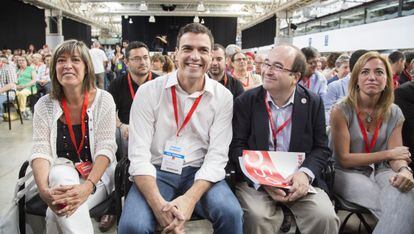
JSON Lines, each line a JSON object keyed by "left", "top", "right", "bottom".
{"left": 334, "top": 168, "right": 414, "bottom": 234}
{"left": 235, "top": 182, "right": 339, "bottom": 234}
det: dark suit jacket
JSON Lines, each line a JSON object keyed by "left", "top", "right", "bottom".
{"left": 229, "top": 84, "right": 331, "bottom": 191}
{"left": 394, "top": 81, "right": 414, "bottom": 170}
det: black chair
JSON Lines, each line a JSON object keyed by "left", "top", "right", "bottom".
{"left": 17, "top": 161, "right": 113, "bottom": 234}
{"left": 3, "top": 90, "right": 23, "bottom": 130}
{"left": 334, "top": 194, "right": 374, "bottom": 234}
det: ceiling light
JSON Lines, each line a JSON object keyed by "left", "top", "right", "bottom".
{"left": 201, "top": 19, "right": 205, "bottom": 24}
{"left": 129, "top": 18, "right": 133, "bottom": 24}
{"left": 193, "top": 16, "right": 200, "bottom": 23}
{"left": 79, "top": 4, "right": 87, "bottom": 11}
{"left": 230, "top": 4, "right": 243, "bottom": 12}
{"left": 255, "top": 6, "right": 264, "bottom": 13}
{"left": 197, "top": 2, "right": 205, "bottom": 12}
{"left": 139, "top": 2, "right": 148, "bottom": 11}
{"left": 149, "top": 15, "right": 156, "bottom": 23}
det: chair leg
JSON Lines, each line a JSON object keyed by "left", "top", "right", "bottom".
{"left": 356, "top": 213, "right": 373, "bottom": 233}
{"left": 14, "top": 95, "right": 23, "bottom": 124}
{"left": 339, "top": 212, "right": 354, "bottom": 234}
{"left": 6, "top": 96, "right": 11, "bottom": 130}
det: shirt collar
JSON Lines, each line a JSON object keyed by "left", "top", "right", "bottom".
{"left": 266, "top": 88, "right": 295, "bottom": 109}
{"left": 165, "top": 70, "right": 214, "bottom": 97}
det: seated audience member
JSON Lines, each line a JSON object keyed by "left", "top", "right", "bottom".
{"left": 0, "top": 55, "right": 17, "bottom": 117}
{"left": 323, "top": 52, "right": 341, "bottom": 80}
{"left": 299, "top": 47, "right": 327, "bottom": 98}
{"left": 245, "top": 51, "right": 255, "bottom": 72}
{"left": 151, "top": 53, "right": 165, "bottom": 76}
{"left": 395, "top": 81, "right": 414, "bottom": 170}
{"left": 118, "top": 23, "right": 243, "bottom": 234}
{"left": 388, "top": 51, "right": 406, "bottom": 89}
{"left": 208, "top": 43, "right": 244, "bottom": 99}
{"left": 327, "top": 54, "right": 350, "bottom": 84}
{"left": 399, "top": 51, "right": 414, "bottom": 85}
{"left": 254, "top": 54, "right": 266, "bottom": 76}
{"left": 330, "top": 51, "right": 414, "bottom": 233}
{"left": 108, "top": 41, "right": 158, "bottom": 155}
{"left": 30, "top": 40, "right": 117, "bottom": 233}
{"left": 225, "top": 44, "right": 241, "bottom": 74}
{"left": 231, "top": 52, "right": 262, "bottom": 91}
{"left": 36, "top": 54, "right": 52, "bottom": 96}
{"left": 162, "top": 55, "right": 175, "bottom": 74}
{"left": 112, "top": 44, "right": 127, "bottom": 79}
{"left": 324, "top": 50, "right": 369, "bottom": 124}
{"left": 16, "top": 56, "right": 37, "bottom": 119}
{"left": 319, "top": 56, "right": 327, "bottom": 72}
{"left": 230, "top": 44, "right": 339, "bottom": 234}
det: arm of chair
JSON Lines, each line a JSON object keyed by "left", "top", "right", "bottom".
{"left": 321, "top": 157, "right": 335, "bottom": 200}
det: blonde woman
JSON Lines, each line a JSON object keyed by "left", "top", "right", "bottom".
{"left": 330, "top": 51, "right": 414, "bottom": 233}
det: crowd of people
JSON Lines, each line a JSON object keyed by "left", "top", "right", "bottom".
{"left": 1, "top": 22, "right": 414, "bottom": 234}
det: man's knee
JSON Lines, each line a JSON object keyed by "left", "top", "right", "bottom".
{"left": 118, "top": 216, "right": 154, "bottom": 234}
{"left": 311, "top": 204, "right": 339, "bottom": 228}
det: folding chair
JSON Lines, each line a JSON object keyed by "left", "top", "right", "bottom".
{"left": 3, "top": 90, "right": 23, "bottom": 130}
{"left": 16, "top": 160, "right": 113, "bottom": 234}
{"left": 334, "top": 194, "right": 374, "bottom": 234}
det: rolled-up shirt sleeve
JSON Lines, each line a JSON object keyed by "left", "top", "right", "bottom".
{"left": 195, "top": 93, "right": 233, "bottom": 183}
{"left": 128, "top": 84, "right": 157, "bottom": 178}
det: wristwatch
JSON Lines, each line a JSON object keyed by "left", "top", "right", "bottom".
{"left": 86, "top": 179, "right": 97, "bottom": 194}
{"left": 397, "top": 166, "right": 413, "bottom": 175}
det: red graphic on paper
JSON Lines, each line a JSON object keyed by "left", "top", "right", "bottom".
{"left": 242, "top": 150, "right": 289, "bottom": 187}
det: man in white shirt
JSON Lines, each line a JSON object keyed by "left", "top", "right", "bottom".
{"left": 118, "top": 23, "right": 243, "bottom": 234}
{"left": 89, "top": 41, "right": 108, "bottom": 89}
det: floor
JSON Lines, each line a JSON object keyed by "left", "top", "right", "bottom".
{"left": 0, "top": 118, "right": 376, "bottom": 234}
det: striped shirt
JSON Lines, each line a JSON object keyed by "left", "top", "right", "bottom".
{"left": 0, "top": 63, "right": 17, "bottom": 98}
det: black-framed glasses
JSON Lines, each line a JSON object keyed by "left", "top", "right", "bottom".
{"left": 262, "top": 62, "right": 294, "bottom": 73}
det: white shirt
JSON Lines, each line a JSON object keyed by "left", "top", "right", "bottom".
{"left": 128, "top": 71, "right": 233, "bottom": 183}
{"left": 89, "top": 48, "right": 108, "bottom": 74}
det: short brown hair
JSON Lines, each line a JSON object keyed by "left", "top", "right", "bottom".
{"left": 50, "top": 40, "right": 96, "bottom": 101}
{"left": 345, "top": 51, "right": 394, "bottom": 120}
{"left": 176, "top": 23, "right": 214, "bottom": 49}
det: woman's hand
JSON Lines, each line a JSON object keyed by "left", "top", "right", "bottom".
{"left": 387, "top": 146, "right": 412, "bottom": 163}
{"left": 51, "top": 182, "right": 94, "bottom": 217}
{"left": 39, "top": 186, "right": 72, "bottom": 216}
{"left": 390, "top": 170, "right": 414, "bottom": 192}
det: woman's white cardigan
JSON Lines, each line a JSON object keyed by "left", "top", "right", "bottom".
{"left": 30, "top": 89, "right": 117, "bottom": 194}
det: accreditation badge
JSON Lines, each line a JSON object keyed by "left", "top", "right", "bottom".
{"left": 161, "top": 137, "right": 187, "bottom": 175}
{"left": 75, "top": 161, "right": 93, "bottom": 179}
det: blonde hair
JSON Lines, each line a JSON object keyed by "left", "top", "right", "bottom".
{"left": 50, "top": 40, "right": 96, "bottom": 100}
{"left": 345, "top": 51, "right": 394, "bottom": 120}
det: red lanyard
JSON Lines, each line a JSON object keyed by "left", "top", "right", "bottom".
{"left": 127, "top": 72, "right": 152, "bottom": 100}
{"left": 302, "top": 77, "right": 311, "bottom": 89}
{"left": 403, "top": 70, "right": 413, "bottom": 81}
{"left": 264, "top": 93, "right": 291, "bottom": 149}
{"left": 356, "top": 110, "right": 382, "bottom": 153}
{"left": 61, "top": 92, "right": 89, "bottom": 158}
{"left": 223, "top": 74, "right": 228, "bottom": 86}
{"left": 171, "top": 86, "right": 203, "bottom": 137}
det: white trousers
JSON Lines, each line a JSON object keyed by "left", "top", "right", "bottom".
{"left": 45, "top": 162, "right": 107, "bottom": 234}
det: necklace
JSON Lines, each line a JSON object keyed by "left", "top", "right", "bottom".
{"left": 365, "top": 111, "right": 374, "bottom": 123}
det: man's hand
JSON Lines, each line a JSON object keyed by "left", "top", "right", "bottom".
{"left": 286, "top": 171, "right": 310, "bottom": 202}
{"left": 263, "top": 186, "right": 290, "bottom": 203}
{"left": 162, "top": 194, "right": 197, "bottom": 233}
{"left": 120, "top": 124, "right": 129, "bottom": 140}
{"left": 150, "top": 198, "right": 176, "bottom": 230}
{"left": 390, "top": 170, "right": 414, "bottom": 192}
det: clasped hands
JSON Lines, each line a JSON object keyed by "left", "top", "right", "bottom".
{"left": 264, "top": 171, "right": 310, "bottom": 203}
{"left": 39, "top": 182, "right": 93, "bottom": 218}
{"left": 154, "top": 194, "right": 197, "bottom": 234}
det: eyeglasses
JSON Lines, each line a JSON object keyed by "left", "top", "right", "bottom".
{"left": 128, "top": 56, "right": 149, "bottom": 62}
{"left": 262, "top": 62, "right": 294, "bottom": 73}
